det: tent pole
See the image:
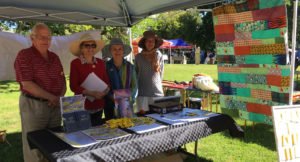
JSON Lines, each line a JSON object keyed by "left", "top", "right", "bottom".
{"left": 169, "top": 46, "right": 171, "bottom": 64}
{"left": 129, "top": 27, "right": 133, "bottom": 63}
{"left": 289, "top": 0, "right": 298, "bottom": 105}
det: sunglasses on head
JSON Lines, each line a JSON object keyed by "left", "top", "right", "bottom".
{"left": 82, "top": 43, "right": 97, "bottom": 48}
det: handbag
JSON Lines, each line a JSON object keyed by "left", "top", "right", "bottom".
{"left": 193, "top": 75, "right": 219, "bottom": 91}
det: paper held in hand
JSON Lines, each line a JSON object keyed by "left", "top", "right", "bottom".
{"left": 80, "top": 72, "right": 108, "bottom": 102}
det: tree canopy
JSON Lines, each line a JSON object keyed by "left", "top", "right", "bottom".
{"left": 0, "top": 20, "right": 129, "bottom": 43}
{"left": 131, "top": 9, "right": 215, "bottom": 50}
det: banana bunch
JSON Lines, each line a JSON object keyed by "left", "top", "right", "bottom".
{"left": 106, "top": 118, "right": 134, "bottom": 128}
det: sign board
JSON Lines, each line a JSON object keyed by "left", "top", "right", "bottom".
{"left": 272, "top": 105, "right": 300, "bottom": 161}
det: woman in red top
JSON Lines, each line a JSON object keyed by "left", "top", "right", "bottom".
{"left": 69, "top": 33, "right": 110, "bottom": 126}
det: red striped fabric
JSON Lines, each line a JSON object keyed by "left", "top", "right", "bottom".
{"left": 234, "top": 46, "right": 251, "bottom": 55}
{"left": 252, "top": 5, "right": 286, "bottom": 21}
{"left": 266, "top": 75, "right": 282, "bottom": 86}
{"left": 247, "top": 0, "right": 259, "bottom": 10}
{"left": 246, "top": 103, "right": 272, "bottom": 116}
{"left": 238, "top": 64, "right": 259, "bottom": 68}
{"left": 268, "top": 16, "right": 286, "bottom": 29}
{"left": 14, "top": 46, "right": 65, "bottom": 96}
{"left": 214, "top": 24, "right": 235, "bottom": 34}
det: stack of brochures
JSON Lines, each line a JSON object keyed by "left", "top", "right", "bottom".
{"left": 146, "top": 108, "right": 219, "bottom": 125}
{"left": 53, "top": 126, "right": 130, "bottom": 148}
{"left": 80, "top": 72, "right": 108, "bottom": 102}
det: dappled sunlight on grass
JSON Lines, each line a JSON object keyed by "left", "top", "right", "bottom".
{"left": 0, "top": 80, "right": 19, "bottom": 93}
{"left": 164, "top": 64, "right": 218, "bottom": 82}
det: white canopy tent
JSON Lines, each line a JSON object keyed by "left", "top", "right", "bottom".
{"left": 0, "top": 0, "right": 221, "bottom": 27}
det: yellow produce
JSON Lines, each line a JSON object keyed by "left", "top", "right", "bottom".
{"left": 106, "top": 118, "right": 134, "bottom": 128}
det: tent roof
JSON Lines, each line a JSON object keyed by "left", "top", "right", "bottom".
{"left": 160, "top": 38, "right": 192, "bottom": 49}
{"left": 168, "top": 39, "right": 191, "bottom": 46}
{"left": 0, "top": 0, "right": 220, "bottom": 27}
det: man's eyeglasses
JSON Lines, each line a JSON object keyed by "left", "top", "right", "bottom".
{"left": 82, "top": 44, "right": 97, "bottom": 49}
{"left": 34, "top": 35, "right": 52, "bottom": 41}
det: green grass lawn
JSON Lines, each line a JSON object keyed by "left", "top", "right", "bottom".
{"left": 0, "top": 64, "right": 277, "bottom": 162}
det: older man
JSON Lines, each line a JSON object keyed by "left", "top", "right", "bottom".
{"left": 14, "top": 23, "right": 66, "bottom": 162}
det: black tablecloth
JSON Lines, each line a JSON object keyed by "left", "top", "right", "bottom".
{"left": 27, "top": 114, "right": 244, "bottom": 162}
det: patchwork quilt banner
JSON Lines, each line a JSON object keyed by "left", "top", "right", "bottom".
{"left": 213, "top": 0, "right": 290, "bottom": 124}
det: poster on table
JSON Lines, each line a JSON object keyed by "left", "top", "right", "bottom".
{"left": 113, "top": 89, "right": 134, "bottom": 118}
{"left": 272, "top": 105, "right": 300, "bottom": 161}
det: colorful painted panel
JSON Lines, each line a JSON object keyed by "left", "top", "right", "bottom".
{"left": 213, "top": 0, "right": 290, "bottom": 124}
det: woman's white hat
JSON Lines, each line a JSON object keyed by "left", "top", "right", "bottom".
{"left": 69, "top": 33, "right": 105, "bottom": 56}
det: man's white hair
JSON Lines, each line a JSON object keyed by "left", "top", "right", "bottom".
{"left": 30, "top": 23, "right": 51, "bottom": 36}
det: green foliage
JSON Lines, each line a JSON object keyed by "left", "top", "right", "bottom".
{"left": 176, "top": 10, "right": 215, "bottom": 50}
{"left": 0, "top": 20, "right": 12, "bottom": 31}
{"left": 286, "top": 0, "right": 300, "bottom": 47}
{"left": 131, "top": 11, "right": 185, "bottom": 39}
{"left": 12, "top": 21, "right": 66, "bottom": 35}
{"left": 131, "top": 17, "right": 159, "bottom": 38}
{"left": 155, "top": 11, "right": 185, "bottom": 39}
{"left": 177, "top": 11, "right": 201, "bottom": 41}
{"left": 64, "top": 24, "right": 95, "bottom": 35}
{"left": 132, "top": 9, "right": 215, "bottom": 50}
{"left": 0, "top": 21, "right": 129, "bottom": 43}
{"left": 100, "top": 26, "right": 129, "bottom": 43}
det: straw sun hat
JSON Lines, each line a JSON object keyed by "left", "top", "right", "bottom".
{"left": 69, "top": 33, "right": 105, "bottom": 56}
{"left": 102, "top": 38, "right": 132, "bottom": 58}
{"left": 138, "top": 30, "right": 163, "bottom": 49}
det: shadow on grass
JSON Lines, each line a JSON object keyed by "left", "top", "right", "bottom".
{"left": 0, "top": 132, "right": 23, "bottom": 162}
{"left": 218, "top": 109, "right": 276, "bottom": 151}
{"left": 0, "top": 80, "right": 19, "bottom": 93}
{"left": 219, "top": 108, "right": 276, "bottom": 151}
{"left": 184, "top": 155, "right": 213, "bottom": 162}
{"left": 220, "top": 121, "right": 276, "bottom": 151}
{"left": 242, "top": 123, "right": 276, "bottom": 151}
{"left": 179, "top": 148, "right": 213, "bottom": 162}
